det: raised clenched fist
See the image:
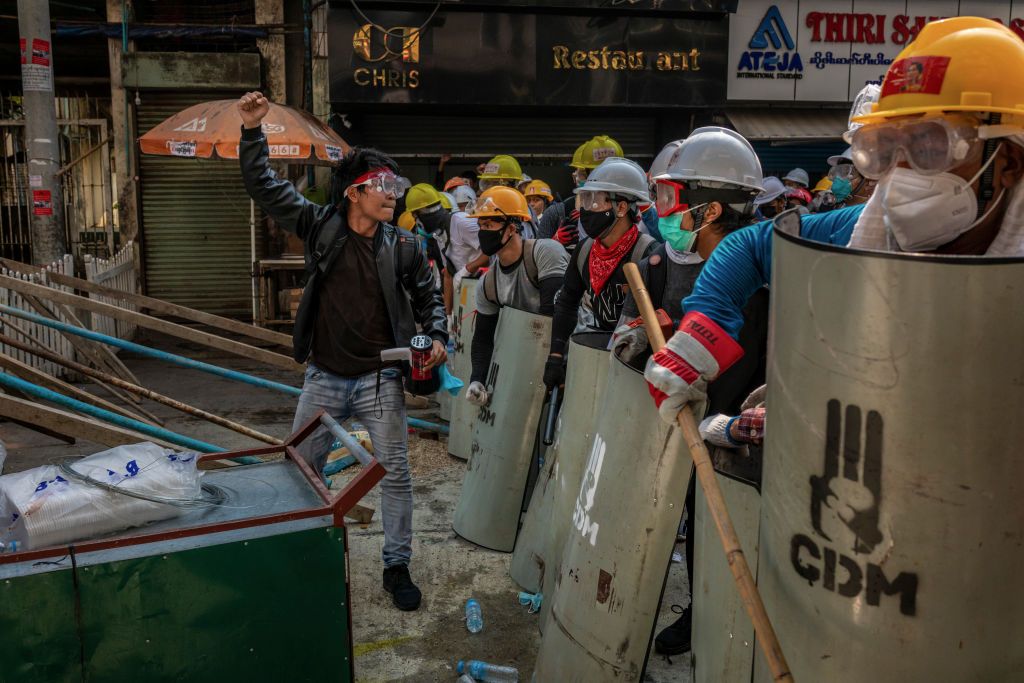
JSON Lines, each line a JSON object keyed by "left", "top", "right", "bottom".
{"left": 237, "top": 91, "right": 270, "bottom": 130}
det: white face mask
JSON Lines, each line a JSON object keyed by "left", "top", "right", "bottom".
{"left": 880, "top": 144, "right": 1004, "bottom": 252}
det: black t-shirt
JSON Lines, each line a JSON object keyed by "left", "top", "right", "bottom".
{"left": 311, "top": 231, "right": 395, "bottom": 377}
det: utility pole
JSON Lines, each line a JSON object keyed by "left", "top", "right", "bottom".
{"left": 18, "top": 0, "right": 66, "bottom": 265}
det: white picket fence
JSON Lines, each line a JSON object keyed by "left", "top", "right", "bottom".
{"left": 0, "top": 255, "right": 77, "bottom": 378}
{"left": 0, "top": 241, "right": 139, "bottom": 379}
{"left": 84, "top": 241, "right": 139, "bottom": 341}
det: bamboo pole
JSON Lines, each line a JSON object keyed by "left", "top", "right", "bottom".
{"left": 0, "top": 331, "right": 283, "bottom": 446}
{"left": 623, "top": 262, "right": 793, "bottom": 683}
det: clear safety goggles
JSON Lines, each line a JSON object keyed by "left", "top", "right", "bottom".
{"left": 572, "top": 168, "right": 589, "bottom": 185}
{"left": 577, "top": 190, "right": 615, "bottom": 211}
{"left": 473, "top": 196, "right": 513, "bottom": 220}
{"left": 479, "top": 178, "right": 510, "bottom": 191}
{"left": 828, "top": 163, "right": 858, "bottom": 181}
{"left": 850, "top": 115, "right": 986, "bottom": 180}
{"left": 349, "top": 171, "right": 411, "bottom": 198}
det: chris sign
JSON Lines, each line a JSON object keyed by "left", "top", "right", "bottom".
{"left": 729, "top": 0, "right": 1024, "bottom": 102}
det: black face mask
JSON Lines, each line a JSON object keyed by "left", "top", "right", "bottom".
{"left": 760, "top": 203, "right": 779, "bottom": 218}
{"left": 418, "top": 208, "right": 450, "bottom": 234}
{"left": 579, "top": 208, "right": 618, "bottom": 240}
{"left": 478, "top": 226, "right": 512, "bottom": 256}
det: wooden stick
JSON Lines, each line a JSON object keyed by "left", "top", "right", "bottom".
{"left": 0, "top": 392, "right": 177, "bottom": 450}
{"left": 55, "top": 136, "right": 108, "bottom": 177}
{"left": 0, "top": 316, "right": 141, "bottom": 415}
{"left": 0, "top": 331, "right": 282, "bottom": 446}
{"left": 0, "top": 273, "right": 302, "bottom": 372}
{"left": 54, "top": 301, "right": 143, "bottom": 388}
{"left": 623, "top": 262, "right": 793, "bottom": 683}
{"left": 0, "top": 351, "right": 157, "bottom": 426}
{"left": 0, "top": 258, "right": 293, "bottom": 348}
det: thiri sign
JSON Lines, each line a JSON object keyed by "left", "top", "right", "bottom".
{"left": 728, "top": 0, "right": 1024, "bottom": 102}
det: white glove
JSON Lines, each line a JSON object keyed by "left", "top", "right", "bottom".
{"left": 611, "top": 322, "right": 649, "bottom": 363}
{"left": 466, "top": 381, "right": 489, "bottom": 407}
{"left": 452, "top": 267, "right": 470, "bottom": 297}
{"left": 446, "top": 313, "right": 454, "bottom": 333}
{"left": 741, "top": 383, "right": 767, "bottom": 411}
{"left": 700, "top": 414, "right": 739, "bottom": 449}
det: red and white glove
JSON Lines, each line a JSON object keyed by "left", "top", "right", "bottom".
{"left": 644, "top": 312, "right": 743, "bottom": 425}
{"left": 554, "top": 212, "right": 580, "bottom": 247}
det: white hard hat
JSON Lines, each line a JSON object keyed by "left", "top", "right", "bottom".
{"left": 452, "top": 185, "right": 477, "bottom": 209}
{"left": 783, "top": 168, "right": 810, "bottom": 187}
{"left": 575, "top": 157, "right": 651, "bottom": 203}
{"left": 828, "top": 147, "right": 854, "bottom": 167}
{"left": 754, "top": 176, "right": 787, "bottom": 206}
{"left": 648, "top": 140, "right": 685, "bottom": 180}
{"left": 843, "top": 83, "right": 882, "bottom": 143}
{"left": 655, "top": 126, "right": 764, "bottom": 195}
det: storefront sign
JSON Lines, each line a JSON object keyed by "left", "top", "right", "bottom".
{"left": 728, "top": 0, "right": 1024, "bottom": 102}
{"left": 328, "top": 8, "right": 727, "bottom": 107}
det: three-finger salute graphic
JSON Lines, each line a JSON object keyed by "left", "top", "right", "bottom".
{"left": 810, "top": 400, "right": 884, "bottom": 555}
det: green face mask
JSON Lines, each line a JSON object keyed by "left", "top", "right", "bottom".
{"left": 658, "top": 205, "right": 705, "bottom": 252}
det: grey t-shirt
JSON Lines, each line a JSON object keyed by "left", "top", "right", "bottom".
{"left": 476, "top": 239, "right": 569, "bottom": 316}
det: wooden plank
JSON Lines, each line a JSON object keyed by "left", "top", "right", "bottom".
{"left": 88, "top": 258, "right": 132, "bottom": 284}
{"left": 0, "top": 273, "right": 302, "bottom": 373}
{"left": 0, "top": 393, "right": 176, "bottom": 449}
{"left": 0, "top": 351, "right": 157, "bottom": 427}
{"left": 55, "top": 302, "right": 144, "bottom": 389}
{"left": 343, "top": 503, "right": 375, "bottom": 526}
{"left": 4, "top": 416, "right": 76, "bottom": 444}
{"left": 0, "top": 258, "right": 293, "bottom": 348}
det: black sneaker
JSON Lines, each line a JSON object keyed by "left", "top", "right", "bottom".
{"left": 654, "top": 605, "right": 692, "bottom": 655}
{"left": 383, "top": 564, "right": 422, "bottom": 611}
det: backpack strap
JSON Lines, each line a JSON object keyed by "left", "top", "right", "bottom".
{"left": 394, "top": 226, "right": 420, "bottom": 291}
{"left": 522, "top": 239, "right": 540, "bottom": 288}
{"left": 482, "top": 268, "right": 499, "bottom": 306}
{"left": 575, "top": 237, "right": 594, "bottom": 281}
{"left": 307, "top": 205, "right": 342, "bottom": 278}
{"left": 645, "top": 243, "right": 668, "bottom": 312}
{"left": 630, "top": 233, "right": 656, "bottom": 264}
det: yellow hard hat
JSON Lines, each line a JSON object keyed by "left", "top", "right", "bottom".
{"left": 573, "top": 135, "right": 624, "bottom": 169}
{"left": 522, "top": 180, "right": 554, "bottom": 202}
{"left": 478, "top": 154, "right": 523, "bottom": 181}
{"left": 812, "top": 177, "right": 833, "bottom": 193}
{"left": 469, "top": 186, "right": 531, "bottom": 221}
{"left": 854, "top": 17, "right": 1024, "bottom": 127}
{"left": 405, "top": 183, "right": 443, "bottom": 213}
{"left": 397, "top": 210, "right": 416, "bottom": 231}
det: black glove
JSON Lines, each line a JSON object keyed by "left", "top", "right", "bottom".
{"left": 543, "top": 354, "right": 566, "bottom": 389}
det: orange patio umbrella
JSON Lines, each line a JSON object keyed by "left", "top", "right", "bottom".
{"left": 138, "top": 99, "right": 349, "bottom": 164}
{"left": 138, "top": 99, "right": 349, "bottom": 321}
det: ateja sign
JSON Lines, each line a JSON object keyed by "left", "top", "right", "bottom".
{"left": 728, "top": 0, "right": 1024, "bottom": 102}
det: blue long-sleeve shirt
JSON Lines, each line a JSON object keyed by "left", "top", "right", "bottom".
{"left": 683, "top": 205, "right": 865, "bottom": 339}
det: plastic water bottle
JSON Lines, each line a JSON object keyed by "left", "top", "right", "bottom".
{"left": 456, "top": 660, "right": 518, "bottom": 682}
{"left": 465, "top": 598, "right": 483, "bottom": 633}
{"left": 457, "top": 676, "right": 476, "bottom": 683}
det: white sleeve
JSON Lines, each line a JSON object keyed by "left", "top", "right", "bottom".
{"left": 453, "top": 212, "right": 481, "bottom": 250}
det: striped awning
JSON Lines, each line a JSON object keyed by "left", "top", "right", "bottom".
{"left": 726, "top": 109, "right": 850, "bottom": 142}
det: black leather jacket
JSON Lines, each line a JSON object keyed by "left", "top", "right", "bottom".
{"left": 239, "top": 127, "right": 447, "bottom": 364}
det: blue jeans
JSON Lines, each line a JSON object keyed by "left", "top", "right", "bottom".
{"left": 292, "top": 364, "right": 412, "bottom": 567}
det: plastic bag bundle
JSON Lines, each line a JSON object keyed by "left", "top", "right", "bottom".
{"left": 0, "top": 442, "right": 202, "bottom": 553}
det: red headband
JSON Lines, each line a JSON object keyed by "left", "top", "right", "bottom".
{"left": 352, "top": 167, "right": 395, "bottom": 185}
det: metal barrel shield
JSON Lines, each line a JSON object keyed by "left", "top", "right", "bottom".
{"left": 691, "top": 448, "right": 762, "bottom": 683}
{"left": 447, "top": 277, "right": 480, "bottom": 461}
{"left": 532, "top": 352, "right": 691, "bottom": 681}
{"left": 452, "top": 306, "right": 551, "bottom": 552}
{"left": 754, "top": 228, "right": 1024, "bottom": 681}
{"left": 510, "top": 332, "right": 611, "bottom": 598}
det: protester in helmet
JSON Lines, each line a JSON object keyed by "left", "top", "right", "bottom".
{"left": 786, "top": 186, "right": 813, "bottom": 215}
{"left": 538, "top": 135, "right": 624, "bottom": 248}
{"left": 753, "top": 176, "right": 788, "bottom": 219}
{"left": 643, "top": 139, "right": 686, "bottom": 242}
{"left": 451, "top": 184, "right": 477, "bottom": 213}
{"left": 783, "top": 167, "right": 810, "bottom": 189}
{"left": 406, "top": 183, "right": 487, "bottom": 314}
{"left": 443, "top": 176, "right": 470, "bottom": 193}
{"left": 516, "top": 173, "right": 533, "bottom": 194}
{"left": 478, "top": 154, "right": 524, "bottom": 191}
{"left": 645, "top": 17, "right": 1024, "bottom": 435}
{"left": 543, "top": 157, "right": 656, "bottom": 390}
{"left": 612, "top": 127, "right": 769, "bottom": 657}
{"left": 523, "top": 179, "right": 554, "bottom": 217}
{"left": 809, "top": 176, "right": 834, "bottom": 212}
{"left": 827, "top": 147, "right": 876, "bottom": 207}
{"left": 465, "top": 187, "right": 570, "bottom": 407}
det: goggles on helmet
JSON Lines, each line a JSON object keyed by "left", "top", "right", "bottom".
{"left": 479, "top": 178, "right": 510, "bottom": 191}
{"left": 850, "top": 115, "right": 986, "bottom": 180}
{"left": 348, "top": 168, "right": 411, "bottom": 198}
{"left": 473, "top": 196, "right": 515, "bottom": 220}
{"left": 577, "top": 190, "right": 616, "bottom": 211}
{"left": 572, "top": 168, "right": 589, "bottom": 185}
{"left": 828, "top": 163, "right": 858, "bottom": 181}
{"left": 655, "top": 179, "right": 757, "bottom": 217}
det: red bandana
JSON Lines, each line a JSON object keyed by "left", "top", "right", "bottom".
{"left": 588, "top": 225, "right": 639, "bottom": 296}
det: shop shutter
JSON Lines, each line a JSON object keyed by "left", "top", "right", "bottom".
{"left": 137, "top": 91, "right": 262, "bottom": 317}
